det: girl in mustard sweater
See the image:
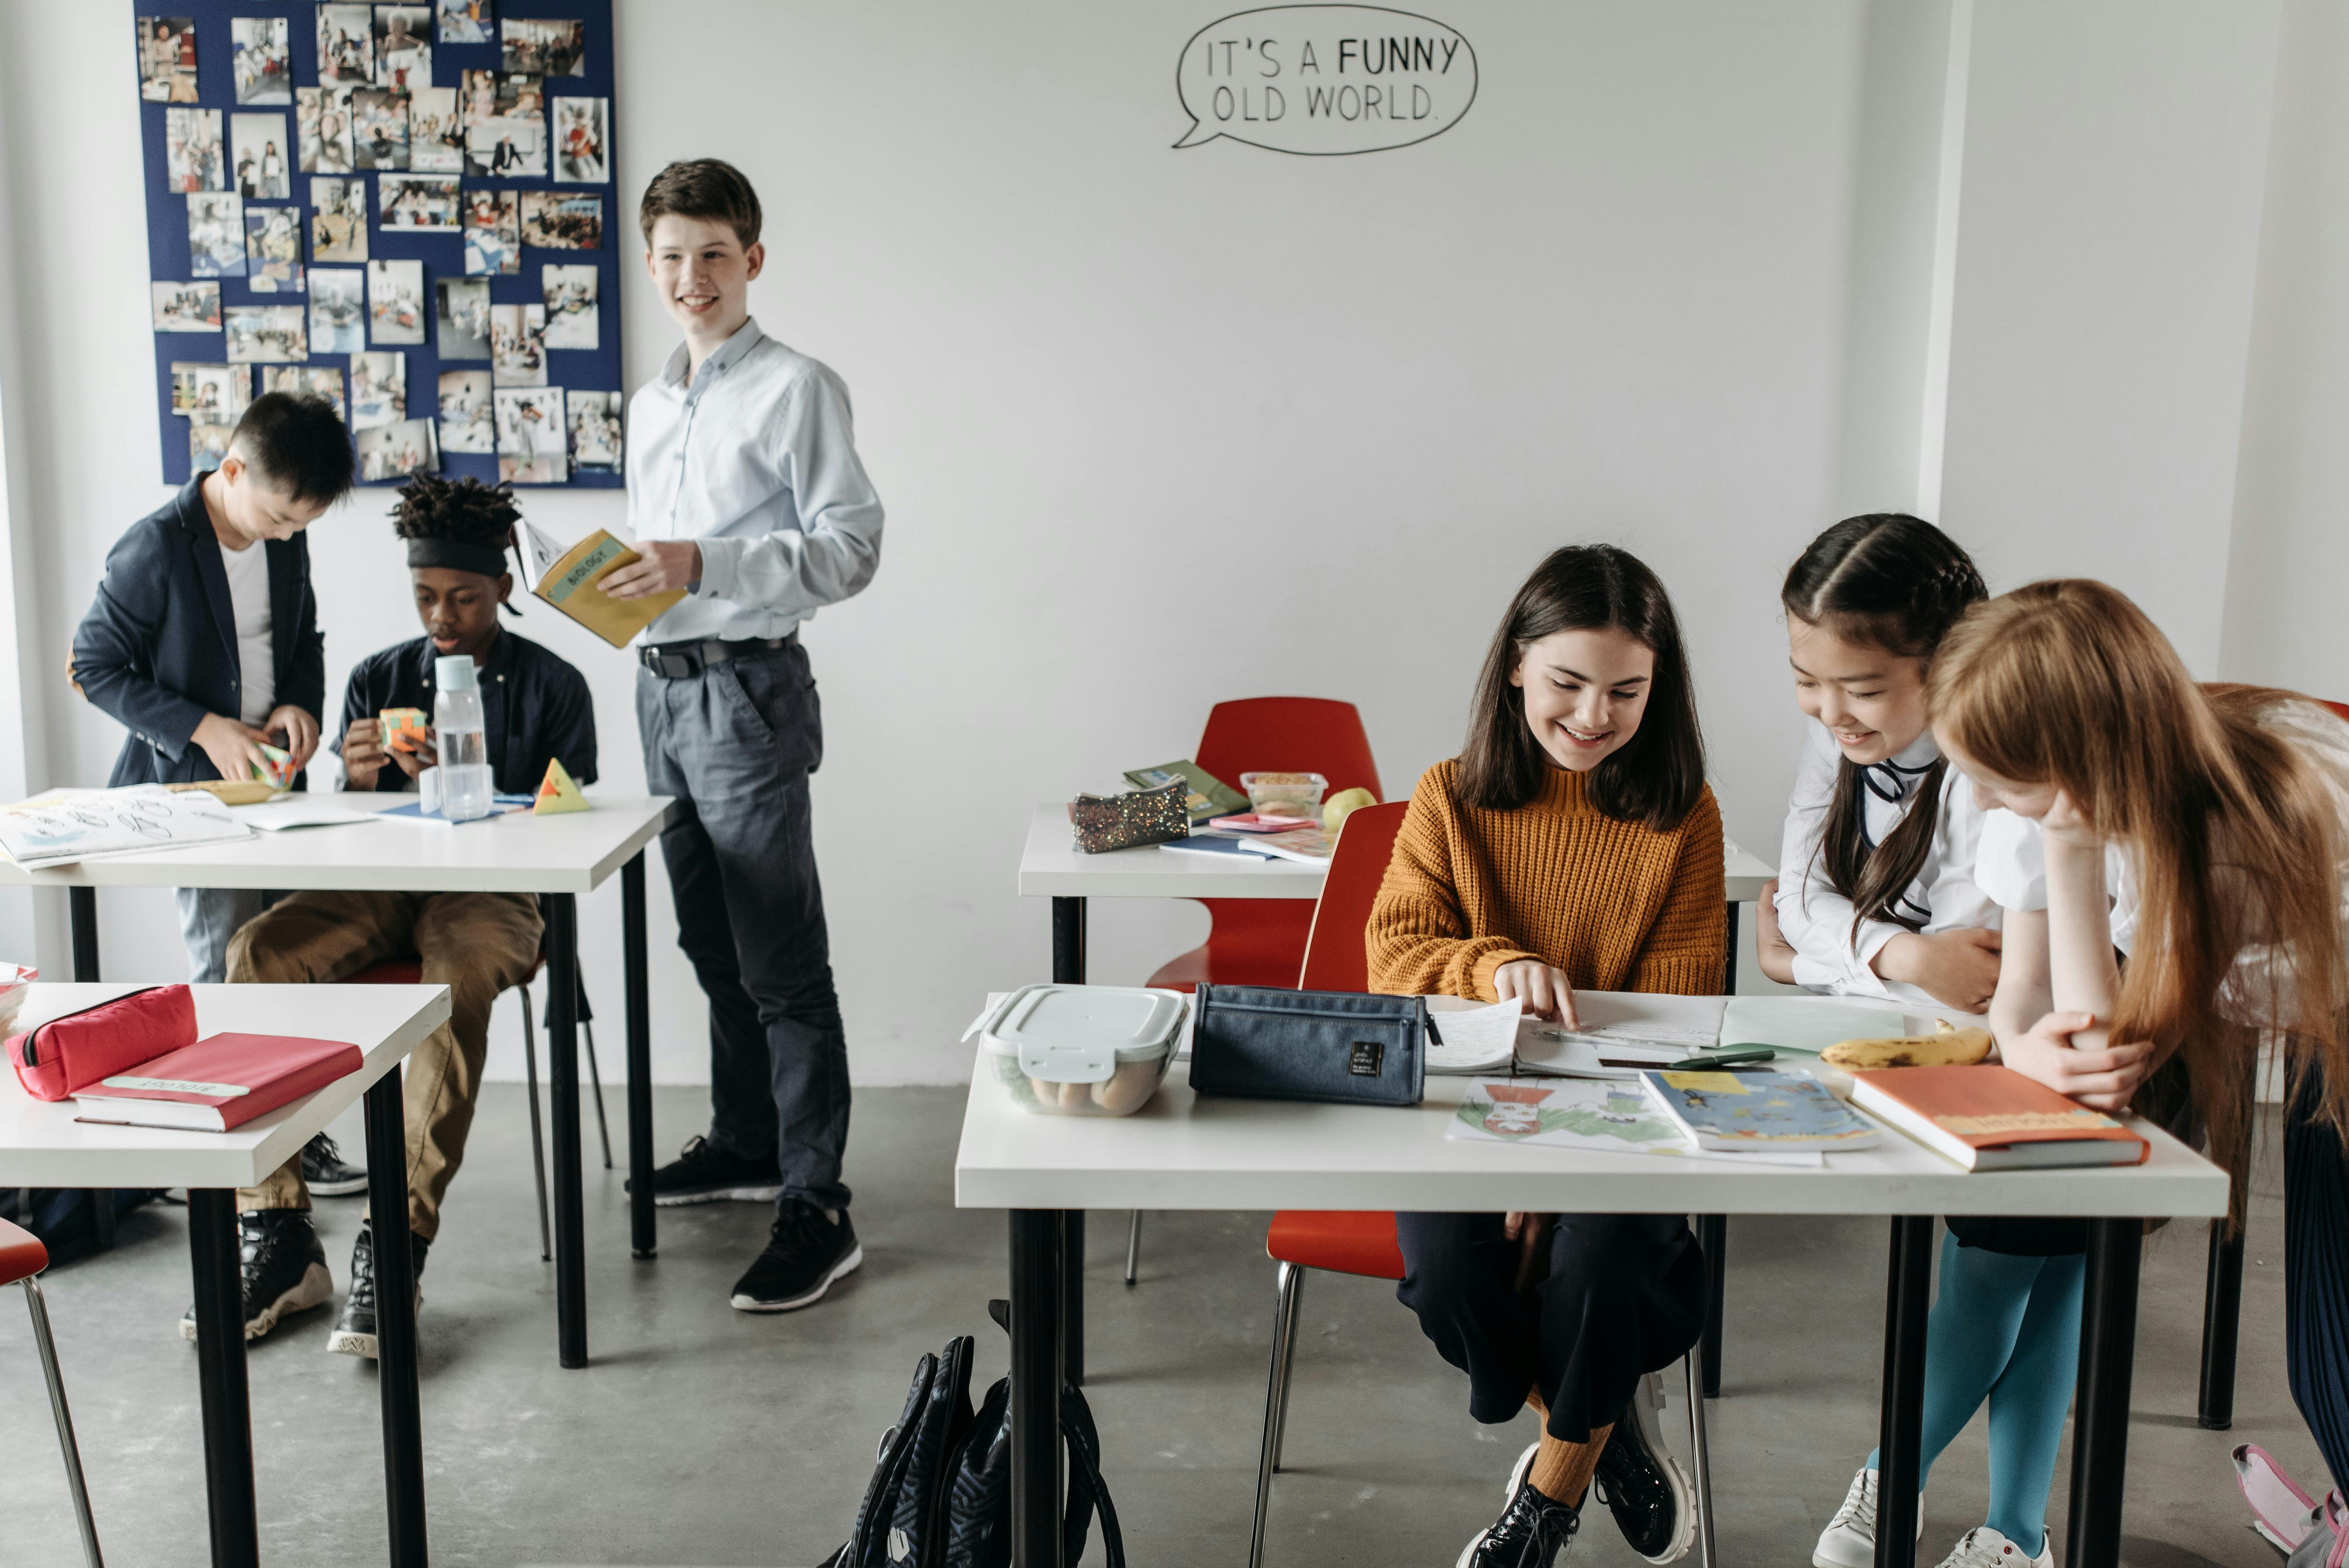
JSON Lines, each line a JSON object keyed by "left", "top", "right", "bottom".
{"left": 1369, "top": 544, "right": 1723, "bottom": 1568}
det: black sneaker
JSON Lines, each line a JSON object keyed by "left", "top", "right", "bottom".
{"left": 1458, "top": 1474, "right": 1581, "bottom": 1567}
{"left": 1588, "top": 1375, "right": 1694, "bottom": 1563}
{"left": 301, "top": 1132, "right": 368, "bottom": 1197}
{"left": 178, "top": 1210, "right": 332, "bottom": 1343}
{"left": 631, "top": 1134, "right": 784, "bottom": 1208}
{"left": 327, "top": 1217, "right": 430, "bottom": 1359}
{"left": 729, "top": 1199, "right": 862, "bottom": 1312}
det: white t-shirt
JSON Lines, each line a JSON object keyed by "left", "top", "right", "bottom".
{"left": 1773, "top": 722, "right": 1999, "bottom": 1005}
{"left": 1974, "top": 809, "right": 2141, "bottom": 955}
{"left": 218, "top": 537, "right": 274, "bottom": 726}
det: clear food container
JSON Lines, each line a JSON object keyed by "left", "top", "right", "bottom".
{"left": 1241, "top": 771, "right": 1329, "bottom": 820}
{"left": 964, "top": 984, "right": 1188, "bottom": 1116}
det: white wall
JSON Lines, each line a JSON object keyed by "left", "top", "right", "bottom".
{"left": 2, "top": 2, "right": 2342, "bottom": 1086}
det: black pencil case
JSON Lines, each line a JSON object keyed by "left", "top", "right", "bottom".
{"left": 1187, "top": 984, "right": 1428, "bottom": 1108}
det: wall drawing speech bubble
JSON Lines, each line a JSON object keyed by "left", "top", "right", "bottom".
{"left": 1174, "top": 6, "right": 1477, "bottom": 155}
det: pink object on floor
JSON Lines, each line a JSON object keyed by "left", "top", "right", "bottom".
{"left": 2234, "top": 1443, "right": 2325, "bottom": 1554}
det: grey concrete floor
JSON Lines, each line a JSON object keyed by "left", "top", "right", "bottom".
{"left": 0, "top": 1086, "right": 2324, "bottom": 1567}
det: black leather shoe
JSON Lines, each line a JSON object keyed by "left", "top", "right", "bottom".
{"left": 1589, "top": 1383, "right": 1694, "bottom": 1563}
{"left": 300, "top": 1132, "right": 368, "bottom": 1197}
{"left": 730, "top": 1199, "right": 861, "bottom": 1312}
{"left": 1458, "top": 1476, "right": 1580, "bottom": 1567}
{"left": 629, "top": 1134, "right": 783, "bottom": 1207}
{"left": 179, "top": 1210, "right": 331, "bottom": 1343}
{"left": 327, "top": 1217, "right": 429, "bottom": 1359}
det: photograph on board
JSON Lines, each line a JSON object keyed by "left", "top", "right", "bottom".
{"left": 358, "top": 417, "right": 440, "bottom": 483}
{"left": 353, "top": 87, "right": 411, "bottom": 171}
{"left": 436, "top": 277, "right": 491, "bottom": 358}
{"left": 231, "top": 112, "right": 291, "bottom": 200}
{"left": 262, "top": 364, "right": 348, "bottom": 421}
{"left": 244, "top": 206, "right": 305, "bottom": 291}
{"left": 463, "top": 188, "right": 519, "bottom": 276}
{"left": 165, "top": 107, "right": 224, "bottom": 193}
{"left": 375, "top": 5, "right": 433, "bottom": 90}
{"left": 152, "top": 280, "right": 222, "bottom": 333}
{"left": 467, "top": 114, "right": 544, "bottom": 178}
{"left": 541, "top": 263, "right": 597, "bottom": 348}
{"left": 568, "top": 390, "right": 622, "bottom": 473}
{"left": 351, "top": 351, "right": 406, "bottom": 429}
{"left": 439, "top": 369, "right": 495, "bottom": 452}
{"left": 381, "top": 173, "right": 461, "bottom": 232}
{"left": 489, "top": 303, "right": 546, "bottom": 386}
{"left": 231, "top": 16, "right": 291, "bottom": 104}
{"left": 187, "top": 192, "right": 247, "bottom": 277}
{"left": 137, "top": 17, "right": 200, "bottom": 103}
{"left": 519, "top": 192, "right": 600, "bottom": 250}
{"left": 552, "top": 96, "right": 607, "bottom": 184}
{"left": 190, "top": 419, "right": 235, "bottom": 470}
{"left": 318, "top": 4, "right": 374, "bottom": 84}
{"left": 502, "top": 17, "right": 584, "bottom": 76}
{"left": 171, "top": 362, "right": 249, "bottom": 419}
{"left": 369, "top": 259, "right": 427, "bottom": 344}
{"left": 298, "top": 86, "right": 356, "bottom": 174}
{"left": 225, "top": 305, "right": 307, "bottom": 363}
{"left": 438, "top": 0, "right": 491, "bottom": 45}
{"left": 460, "top": 68, "right": 541, "bottom": 125}
{"left": 310, "top": 177, "right": 369, "bottom": 261}
{"left": 309, "top": 267, "right": 366, "bottom": 353}
{"left": 407, "top": 85, "right": 463, "bottom": 172}
{"left": 495, "top": 386, "right": 565, "bottom": 483}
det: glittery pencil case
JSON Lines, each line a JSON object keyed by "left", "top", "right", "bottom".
{"left": 1068, "top": 781, "right": 1190, "bottom": 854}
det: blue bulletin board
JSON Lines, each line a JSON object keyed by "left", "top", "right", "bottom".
{"left": 133, "top": 1, "right": 624, "bottom": 488}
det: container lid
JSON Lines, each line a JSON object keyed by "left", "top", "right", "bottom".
{"left": 962, "top": 984, "right": 1187, "bottom": 1084}
{"left": 435, "top": 654, "right": 479, "bottom": 693}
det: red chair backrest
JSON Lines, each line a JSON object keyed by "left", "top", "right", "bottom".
{"left": 1194, "top": 698, "right": 1383, "bottom": 805}
{"left": 0, "top": 1214, "right": 49, "bottom": 1287}
{"left": 1297, "top": 801, "right": 1410, "bottom": 992}
{"left": 2320, "top": 700, "right": 2349, "bottom": 724}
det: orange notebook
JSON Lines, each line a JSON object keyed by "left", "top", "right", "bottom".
{"left": 1849, "top": 1064, "right": 2149, "bottom": 1171}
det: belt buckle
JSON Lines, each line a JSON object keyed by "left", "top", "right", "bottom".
{"left": 644, "top": 646, "right": 700, "bottom": 679}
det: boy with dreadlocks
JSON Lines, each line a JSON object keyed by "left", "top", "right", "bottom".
{"left": 212, "top": 476, "right": 597, "bottom": 1356}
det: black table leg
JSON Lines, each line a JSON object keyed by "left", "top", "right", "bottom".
{"left": 1049, "top": 898, "right": 1086, "bottom": 1386}
{"left": 1722, "top": 898, "right": 1738, "bottom": 995}
{"left": 2199, "top": 1217, "right": 2245, "bottom": 1429}
{"left": 363, "top": 1066, "right": 429, "bottom": 1566}
{"left": 1875, "top": 1216, "right": 1934, "bottom": 1568}
{"left": 2068, "top": 1217, "right": 2142, "bottom": 1568}
{"left": 70, "top": 887, "right": 116, "bottom": 1250}
{"left": 545, "top": 892, "right": 587, "bottom": 1368}
{"left": 187, "top": 1189, "right": 259, "bottom": 1568}
{"left": 1010, "top": 1210, "right": 1067, "bottom": 1568}
{"left": 1051, "top": 896, "right": 1086, "bottom": 986}
{"left": 1698, "top": 1214, "right": 1727, "bottom": 1398}
{"left": 623, "top": 853, "right": 656, "bottom": 1260}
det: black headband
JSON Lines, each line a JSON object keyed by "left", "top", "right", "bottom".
{"left": 406, "top": 537, "right": 510, "bottom": 578}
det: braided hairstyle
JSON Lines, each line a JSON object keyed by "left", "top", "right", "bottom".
{"left": 390, "top": 474, "right": 525, "bottom": 614}
{"left": 1781, "top": 514, "right": 1988, "bottom": 939}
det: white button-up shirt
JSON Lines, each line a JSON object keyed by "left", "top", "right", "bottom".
{"left": 626, "top": 317, "right": 885, "bottom": 644}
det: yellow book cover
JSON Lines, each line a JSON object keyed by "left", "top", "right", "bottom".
{"left": 525, "top": 523, "right": 685, "bottom": 649}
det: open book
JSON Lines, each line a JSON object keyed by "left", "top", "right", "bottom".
{"left": 521, "top": 521, "right": 687, "bottom": 649}
{"left": 1424, "top": 993, "right": 1728, "bottom": 1078}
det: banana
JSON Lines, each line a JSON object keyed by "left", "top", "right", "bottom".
{"left": 1820, "top": 1019, "right": 1993, "bottom": 1070}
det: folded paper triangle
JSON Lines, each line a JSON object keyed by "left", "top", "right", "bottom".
{"left": 534, "top": 756, "right": 590, "bottom": 815}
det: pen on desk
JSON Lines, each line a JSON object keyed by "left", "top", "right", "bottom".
{"left": 1662, "top": 1048, "right": 1775, "bottom": 1070}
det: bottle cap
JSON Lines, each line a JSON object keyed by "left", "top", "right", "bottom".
{"left": 435, "top": 655, "right": 479, "bottom": 693}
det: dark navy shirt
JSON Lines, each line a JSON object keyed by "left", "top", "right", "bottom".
{"left": 336, "top": 628, "right": 597, "bottom": 794}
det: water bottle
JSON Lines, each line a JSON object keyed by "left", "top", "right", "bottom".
{"left": 434, "top": 655, "right": 493, "bottom": 821}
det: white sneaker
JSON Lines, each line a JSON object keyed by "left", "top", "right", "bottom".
{"left": 1812, "top": 1467, "right": 1924, "bottom": 1568}
{"left": 1933, "top": 1525, "right": 2051, "bottom": 1568}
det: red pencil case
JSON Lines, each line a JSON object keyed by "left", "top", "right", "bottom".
{"left": 7, "top": 984, "right": 197, "bottom": 1102}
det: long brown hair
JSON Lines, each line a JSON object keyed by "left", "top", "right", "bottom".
{"left": 1458, "top": 544, "right": 1705, "bottom": 830}
{"left": 1928, "top": 579, "right": 2349, "bottom": 1174}
{"left": 1781, "top": 515, "right": 1987, "bottom": 939}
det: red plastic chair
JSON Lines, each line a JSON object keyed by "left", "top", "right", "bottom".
{"left": 3, "top": 1216, "right": 104, "bottom": 1566}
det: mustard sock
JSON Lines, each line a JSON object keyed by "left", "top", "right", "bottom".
{"left": 1520, "top": 1388, "right": 1609, "bottom": 1506}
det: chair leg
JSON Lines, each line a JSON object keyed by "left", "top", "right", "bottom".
{"left": 1124, "top": 1211, "right": 1142, "bottom": 1287}
{"left": 582, "top": 1017, "right": 614, "bottom": 1171}
{"left": 1270, "top": 1266, "right": 1306, "bottom": 1473}
{"left": 1684, "top": 1348, "right": 1716, "bottom": 1568}
{"left": 1249, "top": 1262, "right": 1307, "bottom": 1568}
{"left": 24, "top": 1277, "right": 105, "bottom": 1568}
{"left": 520, "top": 985, "right": 551, "bottom": 1263}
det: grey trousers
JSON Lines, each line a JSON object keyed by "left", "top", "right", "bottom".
{"left": 175, "top": 886, "right": 277, "bottom": 983}
{"left": 636, "top": 640, "right": 852, "bottom": 1213}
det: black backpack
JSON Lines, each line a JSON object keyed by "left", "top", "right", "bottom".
{"left": 825, "top": 1329, "right": 1125, "bottom": 1568}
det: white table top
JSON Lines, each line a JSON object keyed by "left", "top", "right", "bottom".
{"left": 0, "top": 792, "right": 672, "bottom": 894}
{"left": 954, "top": 1056, "right": 2229, "bottom": 1221}
{"left": 0, "top": 982, "right": 449, "bottom": 1189}
{"left": 1018, "top": 803, "right": 1777, "bottom": 901}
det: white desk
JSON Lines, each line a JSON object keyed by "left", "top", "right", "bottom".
{"left": 955, "top": 1054, "right": 2225, "bottom": 1568}
{"left": 3, "top": 982, "right": 450, "bottom": 1568}
{"left": 0, "top": 791, "right": 674, "bottom": 1368}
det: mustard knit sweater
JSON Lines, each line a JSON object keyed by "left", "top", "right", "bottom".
{"left": 1366, "top": 758, "right": 1727, "bottom": 1001}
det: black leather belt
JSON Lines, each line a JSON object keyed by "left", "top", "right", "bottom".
{"left": 639, "top": 632, "right": 794, "bottom": 679}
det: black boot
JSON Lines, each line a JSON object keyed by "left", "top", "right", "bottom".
{"left": 178, "top": 1209, "right": 332, "bottom": 1343}
{"left": 327, "top": 1216, "right": 430, "bottom": 1359}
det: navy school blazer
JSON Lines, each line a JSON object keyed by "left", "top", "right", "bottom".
{"left": 71, "top": 474, "right": 324, "bottom": 786}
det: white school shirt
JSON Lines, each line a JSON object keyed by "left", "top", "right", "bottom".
{"left": 217, "top": 536, "right": 274, "bottom": 726}
{"left": 1773, "top": 722, "right": 1999, "bottom": 1005}
{"left": 625, "top": 317, "right": 885, "bottom": 645}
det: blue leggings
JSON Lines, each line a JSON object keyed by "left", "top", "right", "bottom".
{"left": 1867, "top": 1231, "right": 2085, "bottom": 1554}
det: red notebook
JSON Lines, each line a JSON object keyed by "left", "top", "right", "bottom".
{"left": 1849, "top": 1064, "right": 2149, "bottom": 1171}
{"left": 72, "top": 1033, "right": 363, "bottom": 1133}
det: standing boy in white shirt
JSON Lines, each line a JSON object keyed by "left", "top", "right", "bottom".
{"left": 603, "top": 159, "right": 883, "bottom": 1312}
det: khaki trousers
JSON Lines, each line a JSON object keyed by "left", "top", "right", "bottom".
{"left": 227, "top": 889, "right": 543, "bottom": 1242}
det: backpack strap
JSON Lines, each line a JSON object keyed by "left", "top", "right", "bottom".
{"left": 1059, "top": 1383, "right": 1125, "bottom": 1568}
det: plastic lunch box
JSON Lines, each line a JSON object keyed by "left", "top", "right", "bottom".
{"left": 963, "top": 984, "right": 1189, "bottom": 1116}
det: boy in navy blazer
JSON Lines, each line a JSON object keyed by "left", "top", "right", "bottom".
{"left": 71, "top": 393, "right": 354, "bottom": 983}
